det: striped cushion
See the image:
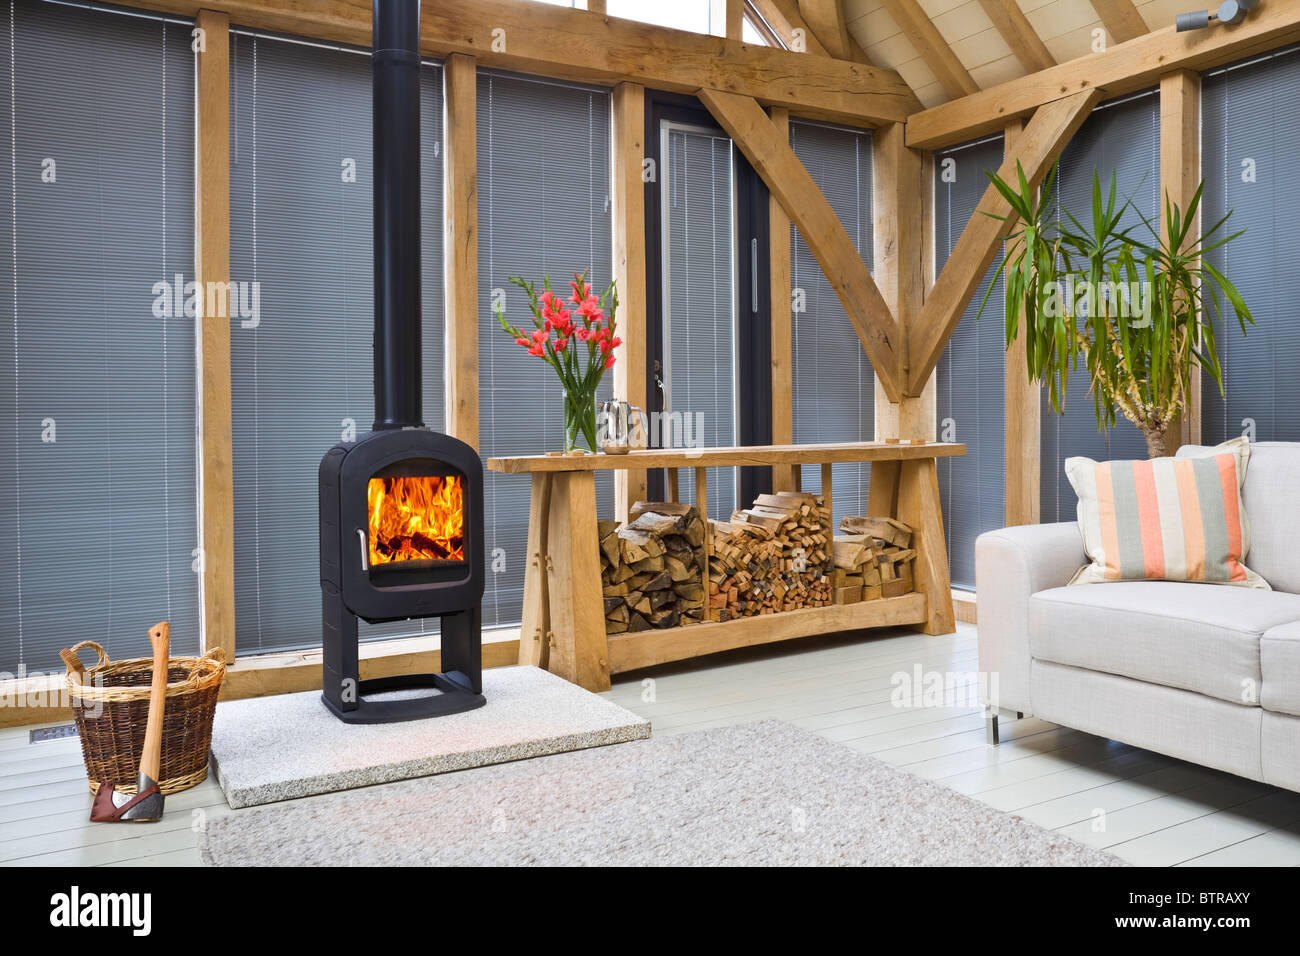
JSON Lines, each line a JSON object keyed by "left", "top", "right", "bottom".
{"left": 1065, "top": 437, "right": 1268, "bottom": 588}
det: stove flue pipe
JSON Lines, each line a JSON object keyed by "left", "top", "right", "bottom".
{"left": 371, "top": 0, "right": 423, "bottom": 430}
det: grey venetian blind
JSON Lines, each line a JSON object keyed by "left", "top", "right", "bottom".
{"left": 1040, "top": 91, "right": 1157, "bottom": 523}
{"left": 477, "top": 71, "right": 612, "bottom": 629}
{"left": 1201, "top": 45, "right": 1300, "bottom": 444}
{"left": 229, "top": 34, "right": 445, "bottom": 654}
{"left": 0, "top": 1, "right": 199, "bottom": 672}
{"left": 663, "top": 124, "right": 736, "bottom": 521}
{"left": 934, "top": 134, "right": 1005, "bottom": 590}
{"left": 789, "top": 120, "right": 874, "bottom": 528}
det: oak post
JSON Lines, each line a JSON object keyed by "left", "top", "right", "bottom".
{"left": 195, "top": 9, "right": 235, "bottom": 664}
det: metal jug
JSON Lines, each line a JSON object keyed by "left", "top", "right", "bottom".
{"left": 598, "top": 399, "right": 648, "bottom": 454}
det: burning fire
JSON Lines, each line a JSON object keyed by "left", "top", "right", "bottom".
{"left": 367, "top": 475, "right": 465, "bottom": 565}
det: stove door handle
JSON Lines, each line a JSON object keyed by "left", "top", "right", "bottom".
{"left": 357, "top": 528, "right": 369, "bottom": 571}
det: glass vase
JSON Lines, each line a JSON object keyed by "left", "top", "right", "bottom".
{"left": 563, "top": 390, "right": 598, "bottom": 454}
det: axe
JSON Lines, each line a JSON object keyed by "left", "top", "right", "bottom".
{"left": 89, "top": 622, "right": 169, "bottom": 823}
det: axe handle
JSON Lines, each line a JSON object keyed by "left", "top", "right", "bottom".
{"left": 139, "top": 622, "right": 170, "bottom": 782}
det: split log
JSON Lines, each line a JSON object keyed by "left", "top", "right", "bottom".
{"left": 599, "top": 501, "right": 706, "bottom": 633}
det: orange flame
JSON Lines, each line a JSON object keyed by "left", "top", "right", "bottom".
{"left": 367, "top": 475, "right": 465, "bottom": 565}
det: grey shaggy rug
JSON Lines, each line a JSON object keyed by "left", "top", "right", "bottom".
{"left": 200, "top": 720, "right": 1124, "bottom": 866}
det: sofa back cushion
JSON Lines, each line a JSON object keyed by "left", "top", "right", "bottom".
{"left": 1178, "top": 441, "right": 1300, "bottom": 594}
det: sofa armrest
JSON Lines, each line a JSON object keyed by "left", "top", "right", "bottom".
{"left": 975, "top": 523, "right": 1086, "bottom": 715}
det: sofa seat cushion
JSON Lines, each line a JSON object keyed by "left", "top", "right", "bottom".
{"left": 1028, "top": 582, "right": 1300, "bottom": 705}
{"left": 1261, "top": 622, "right": 1300, "bottom": 717}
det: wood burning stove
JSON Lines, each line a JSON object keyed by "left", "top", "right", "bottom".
{"left": 317, "top": 0, "right": 485, "bottom": 723}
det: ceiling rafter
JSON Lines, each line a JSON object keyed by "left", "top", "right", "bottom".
{"left": 796, "top": 0, "right": 854, "bottom": 59}
{"left": 976, "top": 0, "right": 1056, "bottom": 74}
{"left": 907, "top": 3, "right": 1300, "bottom": 150}
{"left": 749, "top": 0, "right": 877, "bottom": 66}
{"left": 878, "top": 0, "right": 980, "bottom": 100}
{"left": 1089, "top": 0, "right": 1150, "bottom": 43}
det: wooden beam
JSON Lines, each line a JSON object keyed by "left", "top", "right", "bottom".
{"left": 768, "top": 108, "right": 795, "bottom": 493}
{"left": 750, "top": 0, "right": 830, "bottom": 54}
{"left": 1161, "top": 70, "right": 1201, "bottom": 452}
{"left": 727, "top": 0, "right": 746, "bottom": 40}
{"left": 750, "top": 0, "right": 877, "bottom": 66}
{"left": 607, "top": 594, "right": 928, "bottom": 672}
{"left": 744, "top": 6, "right": 788, "bottom": 49}
{"left": 907, "top": 3, "right": 1300, "bottom": 149}
{"left": 116, "top": 0, "right": 918, "bottom": 127}
{"left": 195, "top": 10, "right": 235, "bottom": 665}
{"left": 545, "top": 472, "right": 611, "bottom": 692}
{"left": 1090, "top": 0, "right": 1148, "bottom": 44}
{"left": 611, "top": 82, "right": 648, "bottom": 520}
{"left": 872, "top": 122, "right": 934, "bottom": 438}
{"left": 698, "top": 88, "right": 906, "bottom": 402}
{"left": 797, "top": 0, "right": 852, "bottom": 59}
{"left": 907, "top": 88, "right": 1100, "bottom": 395}
{"left": 977, "top": 0, "right": 1055, "bottom": 74}
{"left": 443, "top": 54, "right": 478, "bottom": 449}
{"left": 879, "top": 0, "right": 979, "bottom": 99}
{"left": 897, "top": 458, "right": 956, "bottom": 634}
{"left": 587, "top": 0, "right": 606, "bottom": 14}
{"left": 1001, "top": 118, "right": 1040, "bottom": 526}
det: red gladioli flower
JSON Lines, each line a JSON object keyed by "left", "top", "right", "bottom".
{"left": 515, "top": 337, "right": 528, "bottom": 347}
{"left": 604, "top": 355, "right": 616, "bottom": 369}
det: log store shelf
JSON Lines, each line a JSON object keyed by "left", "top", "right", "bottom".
{"left": 486, "top": 442, "right": 965, "bottom": 692}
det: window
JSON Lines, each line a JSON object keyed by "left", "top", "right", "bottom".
{"left": 0, "top": 2, "right": 199, "bottom": 672}
{"left": 661, "top": 122, "right": 738, "bottom": 519}
{"left": 1040, "top": 91, "right": 1158, "bottom": 523}
{"left": 228, "top": 34, "right": 446, "bottom": 654}
{"left": 742, "top": 17, "right": 769, "bottom": 45}
{"left": 789, "top": 120, "right": 874, "bottom": 528}
{"left": 477, "top": 71, "right": 613, "bottom": 629}
{"left": 607, "top": 0, "right": 724, "bottom": 35}
{"left": 934, "top": 134, "right": 1005, "bottom": 589}
{"left": 1201, "top": 45, "right": 1300, "bottom": 444}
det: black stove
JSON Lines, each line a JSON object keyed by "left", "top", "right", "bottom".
{"left": 317, "top": 0, "right": 484, "bottom": 723}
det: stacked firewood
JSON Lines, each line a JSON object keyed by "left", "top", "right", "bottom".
{"left": 707, "top": 491, "right": 834, "bottom": 619}
{"left": 599, "top": 502, "right": 706, "bottom": 634}
{"left": 837, "top": 516, "right": 917, "bottom": 599}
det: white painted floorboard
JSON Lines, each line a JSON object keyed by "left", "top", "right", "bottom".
{"left": 2, "top": 623, "right": 1298, "bottom": 866}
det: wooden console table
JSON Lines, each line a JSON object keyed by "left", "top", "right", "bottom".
{"left": 486, "top": 442, "right": 965, "bottom": 692}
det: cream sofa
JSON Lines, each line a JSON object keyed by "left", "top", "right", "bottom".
{"left": 975, "top": 441, "right": 1300, "bottom": 793}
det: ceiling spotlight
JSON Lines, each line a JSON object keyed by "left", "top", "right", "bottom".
{"left": 1177, "top": 0, "right": 1259, "bottom": 31}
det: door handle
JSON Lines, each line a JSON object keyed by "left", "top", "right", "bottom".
{"left": 357, "top": 528, "right": 369, "bottom": 571}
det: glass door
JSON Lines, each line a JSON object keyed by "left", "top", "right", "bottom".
{"left": 644, "top": 93, "right": 771, "bottom": 520}
{"left": 660, "top": 119, "right": 738, "bottom": 519}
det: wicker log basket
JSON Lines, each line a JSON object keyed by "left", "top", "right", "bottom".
{"left": 61, "top": 630, "right": 226, "bottom": 796}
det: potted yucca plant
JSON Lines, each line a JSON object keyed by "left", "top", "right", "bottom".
{"left": 980, "top": 163, "right": 1254, "bottom": 458}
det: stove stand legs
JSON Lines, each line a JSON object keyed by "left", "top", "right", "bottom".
{"left": 321, "top": 590, "right": 486, "bottom": 723}
{"left": 439, "top": 605, "right": 483, "bottom": 694}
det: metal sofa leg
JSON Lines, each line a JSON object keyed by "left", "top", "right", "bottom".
{"left": 985, "top": 708, "right": 1026, "bottom": 745}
